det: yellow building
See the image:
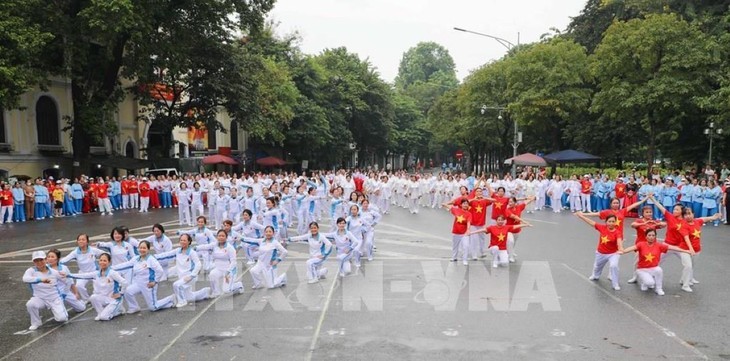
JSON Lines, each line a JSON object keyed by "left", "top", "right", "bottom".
{"left": 0, "top": 78, "right": 247, "bottom": 180}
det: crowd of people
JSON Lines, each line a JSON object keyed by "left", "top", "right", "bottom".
{"left": 15, "top": 164, "right": 728, "bottom": 330}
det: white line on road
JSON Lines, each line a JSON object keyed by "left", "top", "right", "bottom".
{"left": 306, "top": 270, "right": 339, "bottom": 361}
{"left": 0, "top": 309, "right": 92, "bottom": 361}
{"left": 150, "top": 268, "right": 251, "bottom": 361}
{"left": 522, "top": 217, "right": 560, "bottom": 225}
{"left": 561, "top": 263, "right": 709, "bottom": 360}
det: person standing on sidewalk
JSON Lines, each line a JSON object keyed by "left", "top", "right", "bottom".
{"left": 24, "top": 180, "right": 35, "bottom": 221}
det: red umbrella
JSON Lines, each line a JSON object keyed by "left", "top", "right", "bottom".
{"left": 202, "top": 154, "right": 239, "bottom": 165}
{"left": 256, "top": 156, "right": 287, "bottom": 167}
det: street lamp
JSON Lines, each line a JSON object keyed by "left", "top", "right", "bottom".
{"left": 453, "top": 27, "right": 519, "bottom": 51}
{"left": 704, "top": 122, "right": 723, "bottom": 167}
{"left": 481, "top": 105, "right": 521, "bottom": 178}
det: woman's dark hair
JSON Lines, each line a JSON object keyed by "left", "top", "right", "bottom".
{"left": 216, "top": 229, "right": 228, "bottom": 237}
{"left": 336, "top": 217, "right": 346, "bottom": 224}
{"left": 138, "top": 240, "right": 151, "bottom": 249}
{"left": 99, "top": 253, "right": 112, "bottom": 262}
{"left": 197, "top": 216, "right": 207, "bottom": 223}
{"left": 242, "top": 209, "right": 253, "bottom": 217}
{"left": 48, "top": 248, "right": 61, "bottom": 259}
{"left": 110, "top": 226, "right": 125, "bottom": 240}
{"left": 309, "top": 222, "right": 319, "bottom": 229}
{"left": 153, "top": 223, "right": 165, "bottom": 233}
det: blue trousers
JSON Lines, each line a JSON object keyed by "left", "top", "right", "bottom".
{"left": 74, "top": 199, "right": 82, "bottom": 213}
{"left": 34, "top": 199, "right": 48, "bottom": 219}
{"left": 13, "top": 204, "right": 26, "bottom": 221}
{"left": 110, "top": 195, "right": 119, "bottom": 209}
{"left": 703, "top": 206, "right": 719, "bottom": 226}
{"left": 161, "top": 192, "right": 172, "bottom": 208}
{"left": 692, "top": 202, "right": 703, "bottom": 219}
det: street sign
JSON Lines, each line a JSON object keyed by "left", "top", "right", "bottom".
{"left": 455, "top": 150, "right": 463, "bottom": 159}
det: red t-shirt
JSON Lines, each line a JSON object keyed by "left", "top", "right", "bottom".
{"left": 599, "top": 208, "right": 627, "bottom": 236}
{"left": 663, "top": 210, "right": 689, "bottom": 247}
{"left": 635, "top": 241, "right": 668, "bottom": 268}
{"left": 490, "top": 196, "right": 509, "bottom": 220}
{"left": 121, "top": 180, "right": 129, "bottom": 195}
{"left": 450, "top": 206, "right": 472, "bottom": 235}
{"left": 580, "top": 180, "right": 592, "bottom": 194}
{"left": 615, "top": 184, "right": 626, "bottom": 198}
{"left": 96, "top": 184, "right": 109, "bottom": 199}
{"left": 0, "top": 190, "right": 13, "bottom": 206}
{"left": 680, "top": 219, "right": 704, "bottom": 253}
{"left": 139, "top": 182, "right": 151, "bottom": 197}
{"left": 632, "top": 219, "right": 663, "bottom": 245}
{"left": 505, "top": 203, "right": 526, "bottom": 233}
{"left": 128, "top": 181, "right": 139, "bottom": 194}
{"left": 594, "top": 223, "right": 621, "bottom": 254}
{"left": 469, "top": 198, "right": 491, "bottom": 227}
{"left": 486, "top": 225, "right": 516, "bottom": 250}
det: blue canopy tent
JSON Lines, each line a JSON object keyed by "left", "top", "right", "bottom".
{"left": 543, "top": 149, "right": 601, "bottom": 164}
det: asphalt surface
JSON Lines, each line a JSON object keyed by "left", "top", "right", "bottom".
{"left": 0, "top": 204, "right": 729, "bottom": 360}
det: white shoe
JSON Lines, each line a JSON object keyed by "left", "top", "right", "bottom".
{"left": 339, "top": 272, "right": 346, "bottom": 278}
{"left": 28, "top": 324, "right": 40, "bottom": 331}
{"left": 627, "top": 277, "right": 637, "bottom": 284}
{"left": 640, "top": 284, "right": 648, "bottom": 291}
{"left": 176, "top": 301, "right": 188, "bottom": 308}
{"left": 681, "top": 285, "right": 693, "bottom": 293}
{"left": 238, "top": 287, "right": 245, "bottom": 294}
{"left": 655, "top": 289, "right": 665, "bottom": 296}
{"left": 246, "top": 260, "right": 255, "bottom": 266}
{"left": 613, "top": 286, "right": 621, "bottom": 291}
{"left": 308, "top": 279, "right": 319, "bottom": 284}
{"left": 588, "top": 275, "right": 598, "bottom": 281}
{"left": 462, "top": 261, "right": 468, "bottom": 266}
{"left": 508, "top": 257, "right": 516, "bottom": 263}
{"left": 94, "top": 316, "right": 101, "bottom": 321}
{"left": 492, "top": 263, "right": 498, "bottom": 268}
{"left": 368, "top": 257, "right": 373, "bottom": 262}
{"left": 690, "top": 279, "right": 699, "bottom": 285}
{"left": 108, "top": 212, "right": 113, "bottom": 215}
{"left": 100, "top": 212, "right": 106, "bottom": 216}
{"left": 126, "top": 308, "right": 140, "bottom": 314}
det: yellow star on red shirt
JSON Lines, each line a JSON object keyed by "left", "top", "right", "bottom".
{"left": 615, "top": 218, "right": 622, "bottom": 227}
{"left": 494, "top": 202, "right": 503, "bottom": 209}
{"left": 692, "top": 229, "right": 701, "bottom": 238}
{"left": 456, "top": 215, "right": 466, "bottom": 223}
{"left": 497, "top": 233, "right": 506, "bottom": 242}
{"left": 600, "top": 236, "right": 610, "bottom": 244}
{"left": 644, "top": 253, "right": 655, "bottom": 263}
{"left": 475, "top": 205, "right": 483, "bottom": 213}
{"left": 675, "top": 223, "right": 682, "bottom": 231}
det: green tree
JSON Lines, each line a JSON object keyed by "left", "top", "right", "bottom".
{"left": 591, "top": 13, "right": 721, "bottom": 168}
{"left": 0, "top": 0, "right": 52, "bottom": 108}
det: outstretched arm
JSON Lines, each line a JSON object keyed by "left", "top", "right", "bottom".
{"left": 575, "top": 212, "right": 596, "bottom": 227}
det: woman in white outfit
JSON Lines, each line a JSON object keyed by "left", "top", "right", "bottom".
{"left": 113, "top": 240, "right": 174, "bottom": 313}
{"left": 23, "top": 251, "right": 68, "bottom": 330}
{"left": 232, "top": 210, "right": 266, "bottom": 265}
{"left": 60, "top": 233, "right": 104, "bottom": 301}
{"left": 360, "top": 199, "right": 381, "bottom": 262}
{"left": 141, "top": 224, "right": 173, "bottom": 278}
{"left": 178, "top": 216, "right": 216, "bottom": 271}
{"left": 46, "top": 249, "right": 86, "bottom": 314}
{"left": 288, "top": 222, "right": 334, "bottom": 284}
{"left": 94, "top": 227, "right": 135, "bottom": 281}
{"left": 547, "top": 175, "right": 565, "bottom": 213}
{"left": 67, "top": 253, "right": 127, "bottom": 321}
{"left": 156, "top": 233, "right": 211, "bottom": 307}
{"left": 176, "top": 182, "right": 193, "bottom": 226}
{"left": 242, "top": 226, "right": 288, "bottom": 289}
{"left": 190, "top": 182, "right": 205, "bottom": 221}
{"left": 323, "top": 217, "right": 361, "bottom": 277}
{"left": 194, "top": 230, "right": 244, "bottom": 297}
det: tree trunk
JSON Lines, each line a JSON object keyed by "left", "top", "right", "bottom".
{"left": 71, "top": 81, "right": 91, "bottom": 178}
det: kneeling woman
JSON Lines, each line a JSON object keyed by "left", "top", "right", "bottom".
{"left": 575, "top": 212, "right": 624, "bottom": 291}
{"left": 67, "top": 253, "right": 128, "bottom": 320}
{"left": 23, "top": 251, "right": 68, "bottom": 330}
{"left": 242, "top": 226, "right": 288, "bottom": 289}
{"left": 288, "top": 222, "right": 333, "bottom": 284}
{"left": 156, "top": 234, "right": 211, "bottom": 307}
{"left": 323, "top": 217, "right": 361, "bottom": 277}
{"left": 194, "top": 230, "right": 243, "bottom": 297}
{"left": 113, "top": 240, "right": 173, "bottom": 313}
{"left": 620, "top": 229, "right": 692, "bottom": 296}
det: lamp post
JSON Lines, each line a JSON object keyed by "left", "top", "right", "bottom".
{"left": 481, "top": 105, "right": 521, "bottom": 178}
{"left": 453, "top": 27, "right": 519, "bottom": 51}
{"left": 704, "top": 122, "right": 723, "bottom": 167}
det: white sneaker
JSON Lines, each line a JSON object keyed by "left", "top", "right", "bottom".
{"left": 588, "top": 275, "right": 599, "bottom": 281}
{"left": 613, "top": 286, "right": 621, "bottom": 291}
{"left": 627, "top": 277, "right": 637, "bottom": 284}
{"left": 308, "top": 279, "right": 319, "bottom": 284}
{"left": 237, "top": 287, "right": 245, "bottom": 294}
{"left": 463, "top": 261, "right": 468, "bottom": 266}
{"left": 681, "top": 285, "right": 693, "bottom": 293}
{"left": 94, "top": 316, "right": 101, "bottom": 321}
{"left": 100, "top": 212, "right": 106, "bottom": 216}
{"left": 508, "top": 257, "right": 516, "bottom": 263}
{"left": 492, "top": 263, "right": 498, "bottom": 268}
{"left": 640, "top": 284, "right": 648, "bottom": 291}
{"left": 175, "top": 301, "right": 188, "bottom": 308}
{"left": 690, "top": 279, "right": 699, "bottom": 285}
{"left": 28, "top": 324, "right": 39, "bottom": 331}
{"left": 655, "top": 289, "right": 665, "bottom": 296}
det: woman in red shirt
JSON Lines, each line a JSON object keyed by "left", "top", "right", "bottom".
{"left": 582, "top": 197, "right": 645, "bottom": 240}
{"left": 575, "top": 211, "right": 624, "bottom": 291}
{"left": 652, "top": 197, "right": 695, "bottom": 292}
{"left": 470, "top": 214, "right": 530, "bottom": 268}
{"left": 505, "top": 196, "right": 535, "bottom": 263}
{"left": 626, "top": 206, "right": 666, "bottom": 284}
{"left": 679, "top": 206, "right": 720, "bottom": 292}
{"left": 620, "top": 229, "right": 691, "bottom": 296}
{"left": 447, "top": 198, "right": 472, "bottom": 266}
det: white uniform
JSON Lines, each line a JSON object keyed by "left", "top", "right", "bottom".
{"left": 323, "top": 230, "right": 361, "bottom": 276}
{"left": 289, "top": 233, "right": 333, "bottom": 282}
{"left": 195, "top": 243, "right": 243, "bottom": 296}
{"left": 178, "top": 227, "right": 216, "bottom": 271}
{"left": 113, "top": 254, "right": 173, "bottom": 313}
{"left": 156, "top": 247, "right": 210, "bottom": 306}
{"left": 143, "top": 235, "right": 173, "bottom": 277}
{"left": 360, "top": 206, "right": 382, "bottom": 261}
{"left": 68, "top": 268, "right": 127, "bottom": 320}
{"left": 176, "top": 188, "right": 193, "bottom": 226}
{"left": 23, "top": 265, "right": 68, "bottom": 329}
{"left": 60, "top": 247, "right": 104, "bottom": 301}
{"left": 242, "top": 237, "right": 288, "bottom": 289}
{"left": 232, "top": 220, "right": 266, "bottom": 264}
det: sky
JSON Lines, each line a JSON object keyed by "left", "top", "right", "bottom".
{"left": 267, "top": 0, "right": 589, "bottom": 82}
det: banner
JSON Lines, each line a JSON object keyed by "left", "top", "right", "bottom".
{"left": 188, "top": 121, "right": 208, "bottom": 152}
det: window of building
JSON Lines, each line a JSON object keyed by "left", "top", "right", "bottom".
{"left": 36, "top": 96, "right": 60, "bottom": 145}
{"left": 207, "top": 124, "right": 217, "bottom": 150}
{"left": 230, "top": 121, "right": 239, "bottom": 151}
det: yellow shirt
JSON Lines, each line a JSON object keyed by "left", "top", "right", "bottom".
{"left": 52, "top": 188, "right": 65, "bottom": 202}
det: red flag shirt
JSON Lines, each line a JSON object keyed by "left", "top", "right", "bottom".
{"left": 450, "top": 206, "right": 472, "bottom": 235}
{"left": 632, "top": 220, "right": 663, "bottom": 245}
{"left": 635, "top": 241, "right": 668, "bottom": 269}
{"left": 96, "top": 183, "right": 109, "bottom": 199}
{"left": 599, "top": 208, "right": 627, "bottom": 237}
{"left": 121, "top": 180, "right": 129, "bottom": 195}
{"left": 615, "top": 184, "right": 626, "bottom": 199}
{"left": 139, "top": 182, "right": 151, "bottom": 197}
{"left": 594, "top": 224, "right": 621, "bottom": 254}
{"left": 0, "top": 190, "right": 13, "bottom": 206}
{"left": 505, "top": 203, "right": 526, "bottom": 233}
{"left": 469, "top": 198, "right": 491, "bottom": 227}
{"left": 662, "top": 210, "right": 689, "bottom": 247}
{"left": 128, "top": 181, "right": 139, "bottom": 194}
{"left": 680, "top": 219, "right": 704, "bottom": 253}
{"left": 486, "top": 225, "right": 517, "bottom": 250}
{"left": 490, "top": 196, "right": 509, "bottom": 220}
{"left": 580, "top": 180, "right": 592, "bottom": 194}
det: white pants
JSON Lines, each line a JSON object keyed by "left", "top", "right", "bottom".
{"left": 337, "top": 251, "right": 354, "bottom": 276}
{"left": 551, "top": 195, "right": 562, "bottom": 212}
{"left": 215, "top": 209, "right": 227, "bottom": 230}
{"left": 661, "top": 250, "right": 693, "bottom": 287}
{"left": 208, "top": 204, "right": 217, "bottom": 227}
{"left": 637, "top": 267, "right": 663, "bottom": 291}
{"left": 172, "top": 276, "right": 210, "bottom": 304}
{"left": 363, "top": 229, "right": 375, "bottom": 260}
{"left": 1, "top": 205, "right": 13, "bottom": 223}
{"left": 408, "top": 197, "right": 419, "bottom": 213}
{"left": 592, "top": 252, "right": 620, "bottom": 289}
{"left": 250, "top": 263, "right": 287, "bottom": 289}
{"left": 129, "top": 193, "right": 139, "bottom": 209}
{"left": 122, "top": 194, "right": 129, "bottom": 209}
{"left": 89, "top": 294, "right": 124, "bottom": 321}
{"left": 63, "top": 292, "right": 86, "bottom": 312}
{"left": 125, "top": 282, "right": 173, "bottom": 312}
{"left": 570, "top": 196, "right": 581, "bottom": 212}
{"left": 139, "top": 197, "right": 150, "bottom": 212}
{"left": 451, "top": 234, "right": 469, "bottom": 262}
{"left": 469, "top": 226, "right": 486, "bottom": 259}
{"left": 489, "top": 246, "right": 509, "bottom": 267}
{"left": 26, "top": 296, "right": 67, "bottom": 328}
{"left": 506, "top": 232, "right": 518, "bottom": 258}
{"left": 580, "top": 194, "right": 591, "bottom": 212}
{"left": 536, "top": 194, "right": 545, "bottom": 210}
{"left": 209, "top": 268, "right": 243, "bottom": 296}
{"left": 191, "top": 203, "right": 204, "bottom": 221}
{"left": 98, "top": 198, "right": 113, "bottom": 214}
{"left": 178, "top": 203, "right": 192, "bottom": 225}
{"left": 76, "top": 279, "right": 91, "bottom": 301}
{"left": 306, "top": 257, "right": 328, "bottom": 281}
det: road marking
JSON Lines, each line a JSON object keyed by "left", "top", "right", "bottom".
{"left": 522, "top": 217, "right": 559, "bottom": 225}
{"left": 1, "top": 309, "right": 92, "bottom": 361}
{"left": 306, "top": 270, "right": 339, "bottom": 361}
{"left": 150, "top": 268, "right": 251, "bottom": 361}
{"left": 378, "top": 220, "right": 450, "bottom": 241}
{"left": 561, "top": 263, "right": 709, "bottom": 360}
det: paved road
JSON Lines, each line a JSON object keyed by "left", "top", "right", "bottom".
{"left": 0, "top": 205, "right": 728, "bottom": 360}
